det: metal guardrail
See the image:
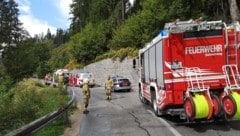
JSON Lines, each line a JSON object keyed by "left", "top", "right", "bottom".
{"left": 6, "top": 87, "right": 76, "bottom": 136}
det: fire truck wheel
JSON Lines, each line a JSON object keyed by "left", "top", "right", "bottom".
{"left": 151, "top": 93, "right": 160, "bottom": 116}
{"left": 184, "top": 97, "right": 195, "bottom": 120}
{"left": 139, "top": 87, "right": 147, "bottom": 104}
{"left": 222, "top": 95, "right": 237, "bottom": 119}
{"left": 211, "top": 95, "right": 222, "bottom": 117}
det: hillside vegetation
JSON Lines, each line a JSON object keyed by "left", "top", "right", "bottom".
{"left": 0, "top": 78, "right": 70, "bottom": 135}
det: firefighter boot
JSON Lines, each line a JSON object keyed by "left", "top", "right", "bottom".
{"left": 83, "top": 104, "right": 89, "bottom": 114}
{"left": 106, "top": 92, "right": 110, "bottom": 100}
{"left": 83, "top": 108, "right": 89, "bottom": 114}
{"left": 109, "top": 95, "right": 111, "bottom": 100}
{"left": 108, "top": 91, "right": 112, "bottom": 100}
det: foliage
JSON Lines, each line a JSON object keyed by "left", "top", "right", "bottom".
{"left": 68, "top": 22, "right": 108, "bottom": 65}
{"left": 69, "top": 0, "right": 90, "bottom": 35}
{"left": 54, "top": 28, "right": 69, "bottom": 46}
{"left": 110, "top": 0, "right": 165, "bottom": 49}
{"left": 2, "top": 38, "right": 52, "bottom": 81}
{"left": 95, "top": 47, "right": 138, "bottom": 62}
{"left": 69, "top": 0, "right": 121, "bottom": 35}
{"left": 0, "top": 68, "right": 13, "bottom": 94}
{"left": 3, "top": 0, "right": 238, "bottom": 79}
{"left": 64, "top": 59, "right": 84, "bottom": 69}
{"left": 88, "top": 0, "right": 119, "bottom": 24}
{"left": 0, "top": 78, "right": 69, "bottom": 135}
{"left": 109, "top": 0, "right": 237, "bottom": 50}
{"left": 47, "top": 44, "right": 70, "bottom": 71}
{"left": 35, "top": 118, "right": 67, "bottom": 136}
{"left": 0, "top": 0, "right": 28, "bottom": 48}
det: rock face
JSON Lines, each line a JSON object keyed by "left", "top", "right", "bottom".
{"left": 84, "top": 57, "right": 139, "bottom": 90}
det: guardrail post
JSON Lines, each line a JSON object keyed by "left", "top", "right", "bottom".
{"left": 63, "top": 110, "right": 69, "bottom": 126}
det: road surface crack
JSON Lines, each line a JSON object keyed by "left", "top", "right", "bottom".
{"left": 110, "top": 101, "right": 150, "bottom": 135}
{"left": 129, "top": 111, "right": 151, "bottom": 136}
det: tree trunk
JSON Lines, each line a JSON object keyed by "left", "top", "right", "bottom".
{"left": 228, "top": 0, "right": 240, "bottom": 22}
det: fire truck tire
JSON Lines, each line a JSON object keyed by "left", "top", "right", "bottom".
{"left": 222, "top": 94, "right": 237, "bottom": 119}
{"left": 184, "top": 97, "right": 195, "bottom": 120}
{"left": 151, "top": 92, "right": 160, "bottom": 116}
{"left": 139, "top": 87, "right": 147, "bottom": 104}
{"left": 211, "top": 95, "right": 222, "bottom": 117}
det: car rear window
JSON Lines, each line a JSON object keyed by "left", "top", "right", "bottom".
{"left": 118, "top": 79, "right": 129, "bottom": 82}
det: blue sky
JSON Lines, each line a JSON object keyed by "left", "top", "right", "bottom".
{"left": 15, "top": 0, "right": 72, "bottom": 37}
{"left": 15, "top": 0, "right": 135, "bottom": 37}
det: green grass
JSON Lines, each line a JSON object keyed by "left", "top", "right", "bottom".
{"left": 0, "top": 78, "right": 71, "bottom": 135}
{"left": 35, "top": 117, "right": 67, "bottom": 136}
{"left": 35, "top": 105, "right": 77, "bottom": 136}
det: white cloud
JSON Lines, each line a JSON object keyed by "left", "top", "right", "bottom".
{"left": 52, "top": 0, "right": 72, "bottom": 27}
{"left": 57, "top": 0, "right": 72, "bottom": 18}
{"left": 16, "top": 0, "right": 57, "bottom": 37}
{"left": 19, "top": 5, "right": 30, "bottom": 14}
{"left": 19, "top": 15, "right": 56, "bottom": 37}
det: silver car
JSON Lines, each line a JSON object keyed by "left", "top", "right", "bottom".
{"left": 112, "top": 77, "right": 131, "bottom": 92}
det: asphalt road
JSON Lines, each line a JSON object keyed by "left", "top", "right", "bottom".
{"left": 71, "top": 87, "right": 240, "bottom": 136}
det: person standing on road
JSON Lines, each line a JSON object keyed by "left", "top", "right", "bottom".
{"left": 82, "top": 79, "right": 91, "bottom": 114}
{"left": 58, "top": 73, "right": 64, "bottom": 85}
{"left": 63, "top": 73, "right": 69, "bottom": 85}
{"left": 105, "top": 75, "right": 113, "bottom": 100}
{"left": 133, "top": 57, "right": 136, "bottom": 69}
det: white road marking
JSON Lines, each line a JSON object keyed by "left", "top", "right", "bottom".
{"left": 147, "top": 110, "right": 182, "bottom": 136}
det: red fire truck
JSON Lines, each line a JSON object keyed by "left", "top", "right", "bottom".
{"left": 138, "top": 19, "right": 240, "bottom": 122}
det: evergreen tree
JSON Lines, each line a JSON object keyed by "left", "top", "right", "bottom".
{"left": 69, "top": 0, "right": 90, "bottom": 35}
{"left": 45, "top": 28, "right": 52, "bottom": 40}
{"left": 54, "top": 28, "right": 69, "bottom": 46}
{"left": 0, "top": 0, "right": 25, "bottom": 48}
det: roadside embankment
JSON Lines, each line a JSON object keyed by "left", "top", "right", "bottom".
{"left": 85, "top": 57, "right": 139, "bottom": 91}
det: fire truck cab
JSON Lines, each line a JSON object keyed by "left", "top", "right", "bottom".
{"left": 138, "top": 19, "right": 240, "bottom": 121}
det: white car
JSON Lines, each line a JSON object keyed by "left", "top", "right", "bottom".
{"left": 88, "top": 73, "right": 95, "bottom": 87}
{"left": 77, "top": 72, "right": 95, "bottom": 87}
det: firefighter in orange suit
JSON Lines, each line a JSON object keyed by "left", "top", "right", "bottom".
{"left": 82, "top": 79, "right": 91, "bottom": 114}
{"left": 105, "top": 75, "right": 113, "bottom": 100}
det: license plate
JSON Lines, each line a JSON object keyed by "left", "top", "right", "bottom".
{"left": 122, "top": 83, "right": 128, "bottom": 86}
